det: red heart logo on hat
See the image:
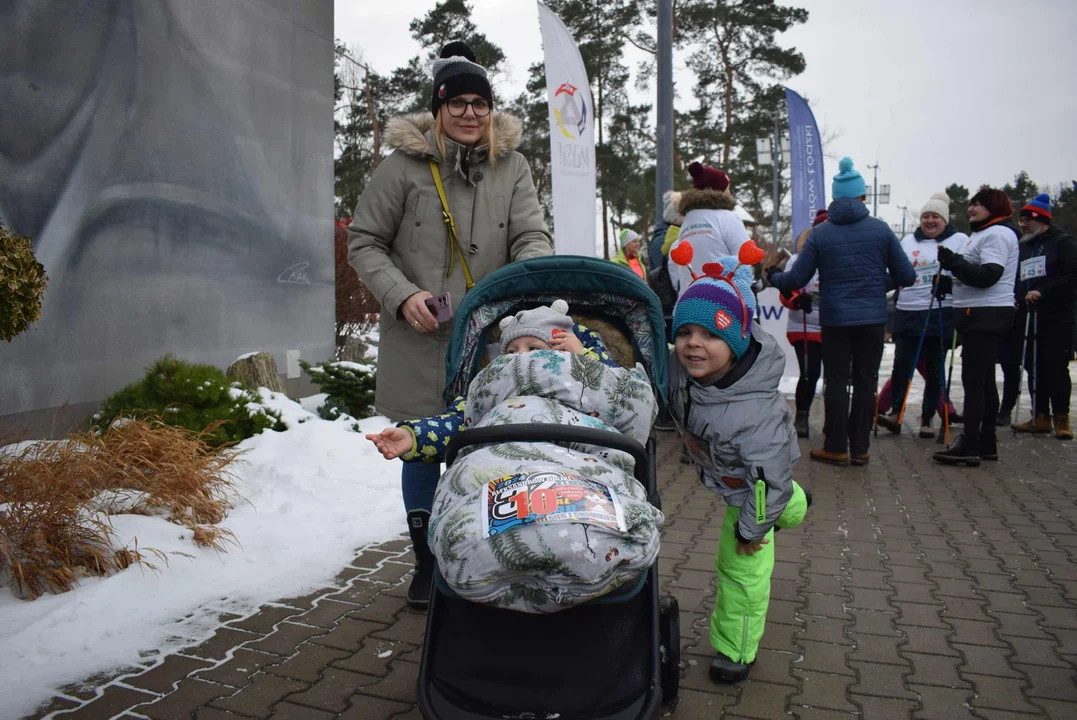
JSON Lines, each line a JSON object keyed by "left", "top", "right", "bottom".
{"left": 714, "top": 309, "right": 733, "bottom": 330}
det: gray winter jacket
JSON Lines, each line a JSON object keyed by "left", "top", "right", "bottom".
{"left": 669, "top": 323, "right": 799, "bottom": 542}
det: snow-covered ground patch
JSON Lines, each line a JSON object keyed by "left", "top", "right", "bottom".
{"left": 0, "top": 391, "right": 405, "bottom": 720}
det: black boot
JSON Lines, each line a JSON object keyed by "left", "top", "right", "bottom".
{"left": 980, "top": 434, "right": 998, "bottom": 461}
{"left": 933, "top": 435, "right": 981, "bottom": 467}
{"left": 995, "top": 407, "right": 1013, "bottom": 427}
{"left": 794, "top": 411, "right": 810, "bottom": 439}
{"left": 710, "top": 652, "right": 752, "bottom": 683}
{"left": 406, "top": 509, "right": 433, "bottom": 610}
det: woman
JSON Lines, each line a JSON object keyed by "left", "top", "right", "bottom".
{"left": 877, "top": 193, "right": 966, "bottom": 438}
{"left": 933, "top": 187, "right": 1019, "bottom": 466}
{"left": 780, "top": 211, "right": 827, "bottom": 438}
{"left": 347, "top": 41, "right": 554, "bottom": 608}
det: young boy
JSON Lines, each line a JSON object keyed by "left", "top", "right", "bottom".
{"left": 366, "top": 300, "right": 618, "bottom": 462}
{"left": 669, "top": 243, "right": 812, "bottom": 683}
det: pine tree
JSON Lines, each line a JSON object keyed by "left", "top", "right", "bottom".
{"left": 1052, "top": 181, "right": 1077, "bottom": 237}
{"left": 946, "top": 183, "right": 970, "bottom": 234}
{"left": 1003, "top": 171, "right": 1039, "bottom": 221}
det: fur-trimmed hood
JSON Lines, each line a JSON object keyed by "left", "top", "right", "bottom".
{"left": 676, "top": 188, "right": 736, "bottom": 215}
{"left": 383, "top": 112, "right": 523, "bottom": 164}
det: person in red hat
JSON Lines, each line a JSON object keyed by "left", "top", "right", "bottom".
{"left": 668, "top": 162, "right": 750, "bottom": 297}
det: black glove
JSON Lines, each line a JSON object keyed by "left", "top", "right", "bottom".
{"left": 793, "top": 292, "right": 814, "bottom": 314}
{"left": 765, "top": 266, "right": 781, "bottom": 286}
{"left": 936, "top": 245, "right": 955, "bottom": 269}
{"left": 933, "top": 274, "right": 953, "bottom": 301}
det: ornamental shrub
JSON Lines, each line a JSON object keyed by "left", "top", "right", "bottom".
{"left": 300, "top": 359, "right": 376, "bottom": 421}
{"left": 94, "top": 355, "right": 286, "bottom": 447}
{"left": 0, "top": 219, "right": 49, "bottom": 342}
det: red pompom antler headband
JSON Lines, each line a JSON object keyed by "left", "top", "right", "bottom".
{"left": 671, "top": 240, "right": 765, "bottom": 339}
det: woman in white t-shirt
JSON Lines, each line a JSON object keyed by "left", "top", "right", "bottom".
{"left": 933, "top": 187, "right": 1020, "bottom": 466}
{"left": 877, "top": 193, "right": 967, "bottom": 438}
{"left": 669, "top": 162, "right": 750, "bottom": 297}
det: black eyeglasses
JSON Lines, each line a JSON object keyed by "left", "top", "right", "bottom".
{"left": 446, "top": 98, "right": 491, "bottom": 117}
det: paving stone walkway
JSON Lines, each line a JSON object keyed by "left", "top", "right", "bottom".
{"left": 24, "top": 407, "right": 1077, "bottom": 719}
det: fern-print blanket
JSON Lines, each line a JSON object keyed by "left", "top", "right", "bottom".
{"left": 429, "top": 350, "right": 663, "bottom": 613}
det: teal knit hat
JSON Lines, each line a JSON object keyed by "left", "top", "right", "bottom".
{"left": 832, "top": 157, "right": 867, "bottom": 200}
{"left": 671, "top": 241, "right": 764, "bottom": 360}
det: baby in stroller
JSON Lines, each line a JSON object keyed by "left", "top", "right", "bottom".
{"left": 367, "top": 300, "right": 664, "bottom": 613}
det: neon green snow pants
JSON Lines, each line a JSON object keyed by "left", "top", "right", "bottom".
{"left": 710, "top": 481, "right": 810, "bottom": 664}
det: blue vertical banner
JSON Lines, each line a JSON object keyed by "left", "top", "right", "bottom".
{"left": 785, "top": 88, "right": 825, "bottom": 244}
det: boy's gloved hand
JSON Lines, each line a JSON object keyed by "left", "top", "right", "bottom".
{"left": 365, "top": 427, "right": 416, "bottom": 460}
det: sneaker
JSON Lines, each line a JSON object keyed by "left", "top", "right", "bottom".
{"left": 710, "top": 652, "right": 752, "bottom": 684}
{"left": 1054, "top": 415, "right": 1074, "bottom": 440}
{"left": 919, "top": 417, "right": 934, "bottom": 439}
{"left": 933, "top": 435, "right": 981, "bottom": 467}
{"left": 794, "top": 411, "right": 810, "bottom": 439}
{"left": 810, "top": 448, "right": 850, "bottom": 466}
{"left": 850, "top": 454, "right": 870, "bottom": 466}
{"left": 1014, "top": 414, "right": 1052, "bottom": 434}
{"left": 980, "top": 435, "right": 998, "bottom": 461}
{"left": 876, "top": 412, "right": 902, "bottom": 434}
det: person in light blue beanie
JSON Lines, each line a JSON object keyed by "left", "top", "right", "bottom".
{"left": 766, "top": 156, "right": 916, "bottom": 466}
{"left": 831, "top": 157, "right": 867, "bottom": 200}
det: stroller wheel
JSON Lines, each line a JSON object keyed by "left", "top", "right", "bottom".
{"left": 659, "top": 594, "right": 681, "bottom": 705}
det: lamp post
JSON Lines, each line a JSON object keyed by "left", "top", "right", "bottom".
{"left": 897, "top": 203, "right": 909, "bottom": 236}
{"left": 654, "top": 0, "right": 673, "bottom": 220}
{"left": 755, "top": 119, "right": 791, "bottom": 247}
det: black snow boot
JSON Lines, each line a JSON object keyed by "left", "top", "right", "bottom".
{"left": 933, "top": 435, "right": 981, "bottom": 467}
{"left": 794, "top": 411, "right": 810, "bottom": 439}
{"left": 406, "top": 509, "right": 433, "bottom": 610}
{"left": 710, "top": 652, "right": 752, "bottom": 684}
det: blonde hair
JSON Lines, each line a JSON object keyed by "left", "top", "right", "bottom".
{"left": 795, "top": 228, "right": 812, "bottom": 254}
{"left": 434, "top": 111, "right": 500, "bottom": 167}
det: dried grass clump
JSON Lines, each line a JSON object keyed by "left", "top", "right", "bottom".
{"left": 0, "top": 418, "right": 241, "bottom": 600}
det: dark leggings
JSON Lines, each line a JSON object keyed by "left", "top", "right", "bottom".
{"left": 960, "top": 331, "right": 1001, "bottom": 448}
{"left": 792, "top": 340, "right": 822, "bottom": 414}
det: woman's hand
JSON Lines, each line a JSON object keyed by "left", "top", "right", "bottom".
{"left": 365, "top": 427, "right": 416, "bottom": 460}
{"left": 735, "top": 537, "right": 770, "bottom": 556}
{"left": 549, "top": 329, "right": 584, "bottom": 354}
{"left": 401, "top": 291, "right": 439, "bottom": 333}
{"left": 1026, "top": 290, "right": 1042, "bottom": 305}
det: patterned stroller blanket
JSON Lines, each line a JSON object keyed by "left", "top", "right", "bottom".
{"left": 429, "top": 350, "right": 664, "bottom": 613}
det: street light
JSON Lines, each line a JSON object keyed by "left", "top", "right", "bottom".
{"left": 756, "top": 122, "right": 791, "bottom": 246}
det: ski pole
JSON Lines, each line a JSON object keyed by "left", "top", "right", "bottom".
{"left": 1031, "top": 309, "right": 1038, "bottom": 421}
{"left": 943, "top": 321, "right": 958, "bottom": 448}
{"left": 802, "top": 306, "right": 810, "bottom": 439}
{"left": 1014, "top": 309, "right": 1033, "bottom": 435}
{"left": 896, "top": 291, "right": 938, "bottom": 426}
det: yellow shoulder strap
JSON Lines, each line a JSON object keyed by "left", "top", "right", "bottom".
{"left": 429, "top": 160, "right": 475, "bottom": 290}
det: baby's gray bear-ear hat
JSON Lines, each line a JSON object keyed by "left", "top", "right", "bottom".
{"left": 498, "top": 299, "right": 574, "bottom": 351}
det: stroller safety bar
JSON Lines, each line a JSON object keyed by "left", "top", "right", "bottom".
{"left": 445, "top": 424, "right": 649, "bottom": 486}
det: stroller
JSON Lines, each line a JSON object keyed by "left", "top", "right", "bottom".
{"left": 417, "top": 255, "right": 681, "bottom": 719}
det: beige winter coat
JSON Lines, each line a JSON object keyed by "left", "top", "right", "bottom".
{"left": 347, "top": 113, "right": 554, "bottom": 421}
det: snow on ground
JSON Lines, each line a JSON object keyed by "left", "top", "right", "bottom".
{"left": 0, "top": 391, "right": 406, "bottom": 720}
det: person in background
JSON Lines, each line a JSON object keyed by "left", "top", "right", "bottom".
{"left": 767, "top": 158, "right": 916, "bottom": 466}
{"left": 1008, "top": 194, "right": 1077, "bottom": 439}
{"left": 877, "top": 192, "right": 967, "bottom": 438}
{"left": 779, "top": 209, "right": 828, "bottom": 438}
{"left": 612, "top": 228, "right": 648, "bottom": 283}
{"left": 932, "top": 187, "right": 1020, "bottom": 465}
{"left": 649, "top": 191, "right": 685, "bottom": 432}
{"left": 348, "top": 41, "right": 553, "bottom": 609}
{"left": 669, "top": 162, "right": 750, "bottom": 297}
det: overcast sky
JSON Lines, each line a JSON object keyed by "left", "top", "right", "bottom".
{"left": 337, "top": 0, "right": 1077, "bottom": 232}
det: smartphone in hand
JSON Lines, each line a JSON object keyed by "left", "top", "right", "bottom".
{"left": 424, "top": 292, "right": 453, "bottom": 323}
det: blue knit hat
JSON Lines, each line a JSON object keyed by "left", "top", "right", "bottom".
{"left": 672, "top": 255, "right": 758, "bottom": 360}
{"left": 832, "top": 157, "right": 867, "bottom": 200}
{"left": 1020, "top": 193, "right": 1052, "bottom": 224}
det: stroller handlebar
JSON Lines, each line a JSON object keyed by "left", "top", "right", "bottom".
{"left": 444, "top": 424, "right": 650, "bottom": 486}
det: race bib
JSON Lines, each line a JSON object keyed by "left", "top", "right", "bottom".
{"left": 481, "top": 471, "right": 626, "bottom": 537}
{"left": 1020, "top": 256, "right": 1046, "bottom": 280}
{"left": 914, "top": 263, "right": 940, "bottom": 286}
{"left": 808, "top": 274, "right": 820, "bottom": 293}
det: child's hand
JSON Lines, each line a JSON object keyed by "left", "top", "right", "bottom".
{"left": 365, "top": 427, "right": 415, "bottom": 460}
{"left": 549, "top": 329, "right": 584, "bottom": 354}
{"left": 735, "top": 537, "right": 771, "bottom": 556}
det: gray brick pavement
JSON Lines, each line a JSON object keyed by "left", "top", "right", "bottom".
{"left": 23, "top": 405, "right": 1077, "bottom": 719}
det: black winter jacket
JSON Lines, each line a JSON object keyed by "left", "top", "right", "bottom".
{"left": 1016, "top": 225, "right": 1077, "bottom": 323}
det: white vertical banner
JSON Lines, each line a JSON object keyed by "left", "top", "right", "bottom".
{"left": 537, "top": 1, "right": 596, "bottom": 257}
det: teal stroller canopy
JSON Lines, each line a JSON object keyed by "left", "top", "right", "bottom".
{"left": 444, "top": 255, "right": 668, "bottom": 407}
